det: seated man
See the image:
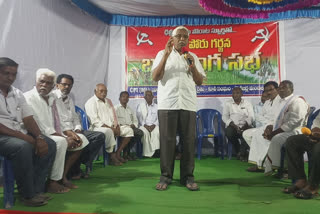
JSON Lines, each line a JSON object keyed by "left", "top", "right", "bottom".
{"left": 283, "top": 112, "right": 320, "bottom": 199}
{"left": 115, "top": 91, "right": 143, "bottom": 160}
{"left": 24, "top": 68, "right": 88, "bottom": 193}
{"left": 263, "top": 80, "right": 309, "bottom": 174}
{"left": 54, "top": 74, "right": 105, "bottom": 178}
{"left": 222, "top": 87, "right": 254, "bottom": 161}
{"left": 85, "top": 84, "right": 130, "bottom": 165}
{"left": 136, "top": 90, "right": 159, "bottom": 157}
{"left": 0, "top": 58, "right": 56, "bottom": 206}
{"left": 244, "top": 81, "right": 282, "bottom": 171}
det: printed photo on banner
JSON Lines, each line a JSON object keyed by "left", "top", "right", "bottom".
{"left": 126, "top": 22, "right": 281, "bottom": 98}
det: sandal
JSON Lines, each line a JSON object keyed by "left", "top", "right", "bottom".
{"left": 247, "top": 166, "right": 264, "bottom": 173}
{"left": 155, "top": 182, "right": 168, "bottom": 191}
{"left": 47, "top": 182, "right": 70, "bottom": 194}
{"left": 186, "top": 181, "right": 199, "bottom": 191}
{"left": 282, "top": 185, "right": 301, "bottom": 194}
{"left": 294, "top": 189, "right": 319, "bottom": 199}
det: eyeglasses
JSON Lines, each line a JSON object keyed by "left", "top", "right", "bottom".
{"left": 173, "top": 34, "right": 189, "bottom": 39}
{"left": 59, "top": 83, "right": 73, "bottom": 87}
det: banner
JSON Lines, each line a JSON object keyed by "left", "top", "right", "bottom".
{"left": 126, "top": 22, "right": 281, "bottom": 97}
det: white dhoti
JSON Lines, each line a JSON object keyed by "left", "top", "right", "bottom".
{"left": 140, "top": 126, "right": 160, "bottom": 157}
{"left": 119, "top": 125, "right": 134, "bottom": 137}
{"left": 264, "top": 131, "right": 297, "bottom": 173}
{"left": 67, "top": 133, "right": 89, "bottom": 151}
{"left": 48, "top": 135, "right": 68, "bottom": 181}
{"left": 248, "top": 127, "right": 269, "bottom": 168}
{"left": 242, "top": 128, "right": 259, "bottom": 147}
{"left": 93, "top": 127, "right": 117, "bottom": 153}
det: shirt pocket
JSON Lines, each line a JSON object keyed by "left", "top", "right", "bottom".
{"left": 240, "top": 107, "right": 249, "bottom": 117}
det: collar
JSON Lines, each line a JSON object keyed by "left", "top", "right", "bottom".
{"left": 0, "top": 86, "right": 14, "bottom": 97}
{"left": 54, "top": 89, "right": 69, "bottom": 100}
{"left": 281, "top": 94, "right": 293, "bottom": 101}
{"left": 33, "top": 86, "right": 55, "bottom": 105}
{"left": 145, "top": 100, "right": 154, "bottom": 107}
{"left": 94, "top": 94, "right": 106, "bottom": 103}
{"left": 119, "top": 104, "right": 128, "bottom": 109}
{"left": 232, "top": 99, "right": 243, "bottom": 105}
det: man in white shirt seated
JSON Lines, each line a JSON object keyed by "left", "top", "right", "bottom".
{"left": 115, "top": 91, "right": 143, "bottom": 161}
{"left": 0, "top": 57, "right": 56, "bottom": 206}
{"left": 136, "top": 90, "right": 160, "bottom": 157}
{"left": 222, "top": 87, "right": 254, "bottom": 161}
{"left": 244, "top": 81, "right": 281, "bottom": 172}
{"left": 85, "top": 84, "right": 132, "bottom": 165}
{"left": 263, "top": 80, "right": 309, "bottom": 174}
{"left": 54, "top": 74, "right": 105, "bottom": 178}
{"left": 24, "top": 69, "right": 88, "bottom": 193}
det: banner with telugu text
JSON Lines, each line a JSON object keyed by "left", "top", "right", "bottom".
{"left": 126, "top": 22, "right": 281, "bottom": 98}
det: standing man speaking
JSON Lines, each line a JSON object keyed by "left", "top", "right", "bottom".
{"left": 152, "top": 26, "right": 205, "bottom": 191}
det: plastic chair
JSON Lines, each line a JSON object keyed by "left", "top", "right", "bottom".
{"left": 75, "top": 105, "right": 90, "bottom": 130}
{"left": 0, "top": 156, "right": 15, "bottom": 209}
{"left": 196, "top": 109, "right": 224, "bottom": 160}
{"left": 75, "top": 106, "right": 108, "bottom": 167}
{"left": 307, "top": 108, "right": 319, "bottom": 128}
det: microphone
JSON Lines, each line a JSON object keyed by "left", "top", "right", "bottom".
{"left": 181, "top": 47, "right": 192, "bottom": 66}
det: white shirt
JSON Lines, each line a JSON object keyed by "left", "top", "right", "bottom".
{"left": 0, "top": 86, "right": 33, "bottom": 133}
{"left": 253, "top": 102, "right": 264, "bottom": 128}
{"left": 255, "top": 95, "right": 284, "bottom": 127}
{"left": 115, "top": 104, "right": 138, "bottom": 127}
{"left": 152, "top": 48, "right": 206, "bottom": 112}
{"left": 24, "top": 87, "right": 65, "bottom": 136}
{"left": 136, "top": 101, "right": 159, "bottom": 127}
{"left": 222, "top": 98, "right": 254, "bottom": 127}
{"left": 276, "top": 94, "right": 309, "bottom": 132}
{"left": 85, "top": 95, "right": 115, "bottom": 129}
{"left": 53, "top": 89, "right": 82, "bottom": 131}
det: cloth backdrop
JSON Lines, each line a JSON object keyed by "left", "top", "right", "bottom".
{"left": 0, "top": 0, "right": 319, "bottom": 113}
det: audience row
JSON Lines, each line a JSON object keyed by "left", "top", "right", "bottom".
{"left": 0, "top": 57, "right": 160, "bottom": 206}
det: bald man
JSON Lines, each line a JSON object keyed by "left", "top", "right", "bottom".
{"left": 85, "top": 84, "right": 133, "bottom": 165}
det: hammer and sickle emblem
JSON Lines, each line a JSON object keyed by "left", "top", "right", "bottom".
{"left": 251, "top": 27, "right": 270, "bottom": 43}
{"left": 137, "top": 31, "right": 153, "bottom": 46}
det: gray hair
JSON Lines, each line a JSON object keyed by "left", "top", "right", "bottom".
{"left": 172, "top": 26, "right": 190, "bottom": 37}
{"left": 36, "top": 68, "right": 56, "bottom": 83}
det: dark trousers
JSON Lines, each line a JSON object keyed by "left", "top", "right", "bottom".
{"left": 225, "top": 125, "right": 249, "bottom": 157}
{"left": 158, "top": 110, "right": 196, "bottom": 185}
{"left": 70, "top": 131, "right": 105, "bottom": 176}
{"left": 286, "top": 134, "right": 320, "bottom": 186}
{"left": 124, "top": 127, "right": 143, "bottom": 154}
{"left": 0, "top": 135, "right": 56, "bottom": 198}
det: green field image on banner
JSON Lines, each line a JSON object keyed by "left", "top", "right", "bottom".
{"left": 127, "top": 57, "right": 278, "bottom": 87}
